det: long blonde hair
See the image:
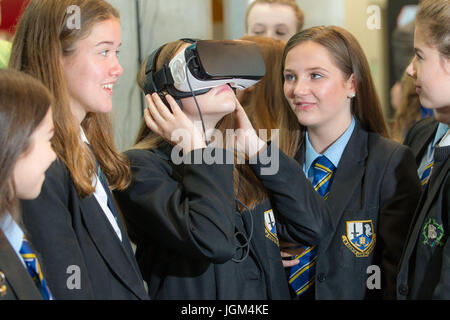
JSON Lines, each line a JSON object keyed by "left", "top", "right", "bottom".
{"left": 133, "top": 40, "right": 267, "bottom": 210}
{"left": 10, "top": 0, "right": 130, "bottom": 197}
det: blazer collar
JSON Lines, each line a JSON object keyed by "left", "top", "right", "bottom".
{"left": 296, "top": 121, "right": 368, "bottom": 229}
{"left": 79, "top": 196, "right": 147, "bottom": 299}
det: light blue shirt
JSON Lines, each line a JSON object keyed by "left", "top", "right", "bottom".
{"left": 417, "top": 122, "right": 449, "bottom": 178}
{"left": 0, "top": 212, "right": 26, "bottom": 267}
{"left": 303, "top": 117, "right": 356, "bottom": 180}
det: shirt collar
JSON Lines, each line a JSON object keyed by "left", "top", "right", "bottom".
{"left": 433, "top": 122, "right": 449, "bottom": 147}
{"left": 80, "top": 126, "right": 89, "bottom": 144}
{"left": 0, "top": 212, "right": 24, "bottom": 254}
{"left": 304, "top": 117, "right": 356, "bottom": 173}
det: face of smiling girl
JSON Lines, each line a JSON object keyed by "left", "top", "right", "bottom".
{"left": 283, "top": 41, "right": 355, "bottom": 133}
{"left": 61, "top": 18, "right": 123, "bottom": 123}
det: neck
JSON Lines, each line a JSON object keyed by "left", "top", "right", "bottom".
{"left": 308, "top": 116, "right": 352, "bottom": 154}
{"left": 70, "top": 100, "right": 87, "bottom": 126}
{"left": 186, "top": 113, "right": 227, "bottom": 141}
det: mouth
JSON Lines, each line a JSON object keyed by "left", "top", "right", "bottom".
{"left": 294, "top": 101, "right": 316, "bottom": 110}
{"left": 101, "top": 82, "right": 115, "bottom": 95}
{"left": 215, "top": 84, "right": 233, "bottom": 95}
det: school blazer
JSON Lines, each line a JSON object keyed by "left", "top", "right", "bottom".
{"left": 251, "top": 122, "right": 422, "bottom": 299}
{"left": 403, "top": 117, "right": 440, "bottom": 166}
{"left": 20, "top": 159, "right": 148, "bottom": 300}
{"left": 397, "top": 135, "right": 450, "bottom": 299}
{"left": 114, "top": 144, "right": 291, "bottom": 300}
{"left": 0, "top": 230, "right": 42, "bottom": 300}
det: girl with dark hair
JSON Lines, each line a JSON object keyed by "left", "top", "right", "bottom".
{"left": 235, "top": 26, "right": 422, "bottom": 299}
{"left": 9, "top": 0, "right": 148, "bottom": 300}
{"left": 0, "top": 69, "right": 56, "bottom": 299}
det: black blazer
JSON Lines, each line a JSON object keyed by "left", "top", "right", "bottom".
{"left": 114, "top": 144, "right": 290, "bottom": 300}
{"left": 251, "top": 122, "right": 422, "bottom": 299}
{"left": 0, "top": 230, "right": 42, "bottom": 300}
{"left": 20, "top": 160, "right": 148, "bottom": 300}
{"left": 397, "top": 123, "right": 450, "bottom": 299}
{"left": 403, "top": 117, "right": 439, "bottom": 166}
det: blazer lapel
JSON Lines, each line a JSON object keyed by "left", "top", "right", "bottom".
{"left": 411, "top": 121, "right": 438, "bottom": 162}
{"left": 79, "top": 196, "right": 146, "bottom": 299}
{"left": 0, "top": 230, "right": 43, "bottom": 300}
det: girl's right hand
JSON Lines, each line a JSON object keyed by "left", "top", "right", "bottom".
{"left": 144, "top": 93, "right": 206, "bottom": 154}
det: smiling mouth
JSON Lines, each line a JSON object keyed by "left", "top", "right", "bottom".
{"left": 295, "top": 102, "right": 316, "bottom": 110}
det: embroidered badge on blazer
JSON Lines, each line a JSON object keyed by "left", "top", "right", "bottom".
{"left": 422, "top": 218, "right": 444, "bottom": 247}
{"left": 0, "top": 271, "right": 6, "bottom": 297}
{"left": 342, "top": 220, "right": 376, "bottom": 257}
{"left": 264, "top": 209, "right": 279, "bottom": 246}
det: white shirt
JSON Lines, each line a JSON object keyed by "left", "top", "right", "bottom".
{"left": 80, "top": 128, "right": 122, "bottom": 241}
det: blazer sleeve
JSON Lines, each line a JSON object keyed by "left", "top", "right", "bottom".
{"left": 377, "top": 144, "right": 421, "bottom": 299}
{"left": 114, "top": 147, "right": 237, "bottom": 264}
{"left": 249, "top": 144, "right": 330, "bottom": 246}
{"left": 20, "top": 160, "right": 95, "bottom": 299}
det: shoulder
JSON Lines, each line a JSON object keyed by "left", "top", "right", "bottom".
{"left": 366, "top": 132, "right": 416, "bottom": 169}
{"left": 404, "top": 117, "right": 439, "bottom": 146}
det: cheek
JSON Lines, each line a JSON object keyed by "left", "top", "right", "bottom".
{"left": 283, "top": 83, "right": 293, "bottom": 99}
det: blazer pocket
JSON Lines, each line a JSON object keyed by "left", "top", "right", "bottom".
{"left": 337, "top": 207, "right": 379, "bottom": 271}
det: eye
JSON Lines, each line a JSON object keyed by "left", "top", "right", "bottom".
{"left": 415, "top": 52, "right": 423, "bottom": 61}
{"left": 284, "top": 73, "right": 296, "bottom": 82}
{"left": 100, "top": 50, "right": 109, "bottom": 57}
{"left": 311, "top": 73, "right": 323, "bottom": 80}
{"left": 276, "top": 31, "right": 287, "bottom": 36}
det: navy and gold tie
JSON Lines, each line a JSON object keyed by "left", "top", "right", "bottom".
{"left": 420, "top": 160, "right": 434, "bottom": 188}
{"left": 19, "top": 237, "right": 53, "bottom": 300}
{"left": 288, "top": 155, "right": 335, "bottom": 296}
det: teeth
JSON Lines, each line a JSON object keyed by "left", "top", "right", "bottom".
{"left": 102, "top": 84, "right": 114, "bottom": 90}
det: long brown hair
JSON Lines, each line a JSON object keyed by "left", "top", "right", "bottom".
{"left": 391, "top": 72, "right": 422, "bottom": 142}
{"left": 237, "top": 35, "right": 285, "bottom": 135}
{"left": 133, "top": 40, "right": 267, "bottom": 210}
{"left": 278, "top": 26, "right": 389, "bottom": 157}
{"left": 0, "top": 69, "right": 52, "bottom": 220}
{"left": 416, "top": 0, "right": 450, "bottom": 58}
{"left": 10, "top": 0, "right": 130, "bottom": 197}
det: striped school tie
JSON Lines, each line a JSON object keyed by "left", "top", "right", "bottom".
{"left": 419, "top": 160, "right": 434, "bottom": 188}
{"left": 288, "top": 155, "right": 335, "bottom": 296}
{"left": 19, "top": 237, "right": 53, "bottom": 300}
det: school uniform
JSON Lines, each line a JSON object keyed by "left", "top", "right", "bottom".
{"left": 0, "top": 218, "right": 42, "bottom": 300}
{"left": 113, "top": 143, "right": 290, "bottom": 300}
{"left": 20, "top": 144, "right": 149, "bottom": 299}
{"left": 250, "top": 120, "right": 422, "bottom": 299}
{"left": 403, "top": 117, "right": 439, "bottom": 166}
{"left": 397, "top": 122, "right": 450, "bottom": 299}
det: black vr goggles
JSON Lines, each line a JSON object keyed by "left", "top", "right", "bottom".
{"left": 143, "top": 39, "right": 266, "bottom": 100}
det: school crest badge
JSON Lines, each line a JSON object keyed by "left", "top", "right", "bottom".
{"left": 422, "top": 218, "right": 444, "bottom": 248}
{"left": 342, "top": 220, "right": 376, "bottom": 257}
{"left": 264, "top": 209, "right": 279, "bottom": 246}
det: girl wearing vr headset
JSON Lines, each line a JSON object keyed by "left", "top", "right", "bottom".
{"left": 235, "top": 26, "right": 422, "bottom": 299}
{"left": 114, "top": 39, "right": 291, "bottom": 300}
{"left": 0, "top": 69, "right": 56, "bottom": 300}
{"left": 9, "top": 0, "right": 148, "bottom": 300}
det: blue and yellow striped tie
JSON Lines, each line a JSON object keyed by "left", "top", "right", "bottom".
{"left": 19, "top": 237, "right": 53, "bottom": 300}
{"left": 420, "top": 160, "right": 434, "bottom": 188}
{"left": 289, "top": 155, "right": 335, "bottom": 296}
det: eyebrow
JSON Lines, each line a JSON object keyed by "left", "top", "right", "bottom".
{"left": 95, "top": 41, "right": 122, "bottom": 47}
{"left": 284, "top": 67, "right": 329, "bottom": 73}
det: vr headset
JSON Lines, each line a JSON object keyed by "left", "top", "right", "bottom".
{"left": 143, "top": 39, "right": 266, "bottom": 101}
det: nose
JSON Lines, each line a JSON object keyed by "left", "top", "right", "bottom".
{"left": 110, "top": 56, "right": 123, "bottom": 78}
{"left": 406, "top": 57, "right": 416, "bottom": 79}
{"left": 293, "top": 77, "right": 311, "bottom": 97}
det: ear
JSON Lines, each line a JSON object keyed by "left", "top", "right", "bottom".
{"left": 346, "top": 74, "right": 356, "bottom": 98}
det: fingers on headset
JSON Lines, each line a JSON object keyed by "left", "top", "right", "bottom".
{"left": 151, "top": 93, "right": 172, "bottom": 120}
{"left": 146, "top": 94, "right": 165, "bottom": 124}
{"left": 165, "top": 94, "right": 181, "bottom": 114}
{"left": 143, "top": 107, "right": 158, "bottom": 133}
